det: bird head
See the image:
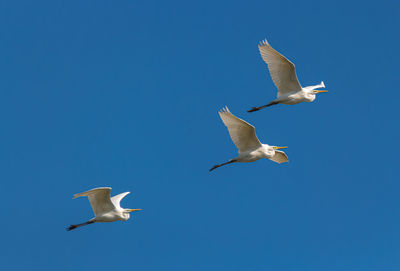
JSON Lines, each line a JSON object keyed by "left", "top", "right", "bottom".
{"left": 123, "top": 209, "right": 142, "bottom": 220}
{"left": 265, "top": 145, "right": 288, "bottom": 156}
{"left": 305, "top": 89, "right": 327, "bottom": 102}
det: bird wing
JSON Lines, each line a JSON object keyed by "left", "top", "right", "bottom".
{"left": 302, "top": 81, "right": 325, "bottom": 91}
{"left": 258, "top": 39, "right": 302, "bottom": 95}
{"left": 218, "top": 107, "right": 262, "bottom": 153}
{"left": 111, "top": 192, "right": 130, "bottom": 209}
{"left": 73, "top": 187, "right": 115, "bottom": 216}
{"left": 269, "top": 150, "right": 289, "bottom": 164}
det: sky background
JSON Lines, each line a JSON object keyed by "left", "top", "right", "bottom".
{"left": 0, "top": 0, "right": 399, "bottom": 270}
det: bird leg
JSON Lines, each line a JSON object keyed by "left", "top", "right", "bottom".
{"left": 209, "top": 160, "right": 235, "bottom": 172}
{"left": 67, "top": 220, "right": 95, "bottom": 231}
{"left": 248, "top": 101, "right": 279, "bottom": 112}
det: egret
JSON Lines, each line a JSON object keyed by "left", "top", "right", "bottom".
{"left": 210, "top": 107, "right": 288, "bottom": 171}
{"left": 67, "top": 187, "right": 141, "bottom": 231}
{"left": 248, "top": 39, "right": 328, "bottom": 112}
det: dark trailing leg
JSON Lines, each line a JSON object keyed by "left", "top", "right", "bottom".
{"left": 248, "top": 101, "right": 280, "bottom": 112}
{"left": 209, "top": 160, "right": 235, "bottom": 172}
{"left": 67, "top": 220, "right": 94, "bottom": 231}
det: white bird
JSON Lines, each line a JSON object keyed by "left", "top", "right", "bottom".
{"left": 67, "top": 187, "right": 141, "bottom": 231}
{"left": 248, "top": 39, "right": 328, "bottom": 112}
{"left": 210, "top": 107, "right": 288, "bottom": 171}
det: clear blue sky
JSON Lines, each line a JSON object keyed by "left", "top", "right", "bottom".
{"left": 0, "top": 0, "right": 399, "bottom": 270}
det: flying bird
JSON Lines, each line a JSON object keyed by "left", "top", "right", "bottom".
{"left": 210, "top": 107, "right": 288, "bottom": 171}
{"left": 248, "top": 39, "right": 328, "bottom": 112}
{"left": 67, "top": 187, "right": 141, "bottom": 231}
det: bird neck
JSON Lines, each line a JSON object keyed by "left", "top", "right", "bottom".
{"left": 262, "top": 145, "right": 275, "bottom": 157}
{"left": 303, "top": 91, "right": 316, "bottom": 102}
{"left": 121, "top": 212, "right": 130, "bottom": 221}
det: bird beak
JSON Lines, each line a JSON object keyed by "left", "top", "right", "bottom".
{"left": 315, "top": 90, "right": 328, "bottom": 93}
{"left": 273, "top": 146, "right": 288, "bottom": 150}
{"left": 127, "top": 209, "right": 142, "bottom": 212}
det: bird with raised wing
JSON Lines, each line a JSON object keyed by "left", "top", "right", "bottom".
{"left": 67, "top": 187, "right": 141, "bottom": 231}
{"left": 248, "top": 39, "right": 328, "bottom": 112}
{"left": 210, "top": 107, "right": 288, "bottom": 171}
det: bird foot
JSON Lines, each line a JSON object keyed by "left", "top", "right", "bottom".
{"left": 247, "top": 107, "right": 260, "bottom": 112}
{"left": 209, "top": 165, "right": 220, "bottom": 172}
{"left": 66, "top": 225, "right": 77, "bottom": 231}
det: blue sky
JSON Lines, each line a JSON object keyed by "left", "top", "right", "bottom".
{"left": 0, "top": 0, "right": 399, "bottom": 270}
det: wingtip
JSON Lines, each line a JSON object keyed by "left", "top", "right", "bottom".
{"left": 258, "top": 38, "right": 270, "bottom": 47}
{"left": 218, "top": 106, "right": 230, "bottom": 114}
{"left": 282, "top": 159, "right": 289, "bottom": 164}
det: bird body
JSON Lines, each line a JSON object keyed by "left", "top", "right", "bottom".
{"left": 248, "top": 39, "right": 327, "bottom": 112}
{"left": 67, "top": 187, "right": 141, "bottom": 231}
{"left": 235, "top": 144, "right": 276, "bottom": 162}
{"left": 275, "top": 81, "right": 326, "bottom": 104}
{"left": 210, "top": 107, "right": 288, "bottom": 171}
{"left": 93, "top": 209, "right": 130, "bottom": 222}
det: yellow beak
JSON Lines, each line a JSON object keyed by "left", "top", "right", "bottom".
{"left": 273, "top": 146, "right": 288, "bottom": 150}
{"left": 315, "top": 90, "right": 328, "bottom": 93}
{"left": 127, "top": 209, "right": 142, "bottom": 212}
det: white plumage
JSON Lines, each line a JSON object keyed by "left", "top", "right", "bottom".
{"left": 258, "top": 39, "right": 302, "bottom": 95}
{"left": 218, "top": 107, "right": 262, "bottom": 153}
{"left": 210, "top": 107, "right": 288, "bottom": 171}
{"left": 67, "top": 187, "right": 141, "bottom": 231}
{"left": 248, "top": 39, "right": 328, "bottom": 112}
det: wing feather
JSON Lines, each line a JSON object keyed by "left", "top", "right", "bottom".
{"left": 111, "top": 192, "right": 130, "bottom": 209}
{"left": 302, "top": 81, "right": 325, "bottom": 91}
{"left": 73, "top": 187, "right": 115, "bottom": 216}
{"left": 258, "top": 39, "right": 302, "bottom": 95}
{"left": 269, "top": 150, "right": 289, "bottom": 164}
{"left": 218, "top": 107, "right": 262, "bottom": 153}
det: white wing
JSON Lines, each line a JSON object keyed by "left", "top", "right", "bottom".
{"left": 269, "top": 150, "right": 289, "bottom": 164}
{"left": 258, "top": 39, "right": 302, "bottom": 95}
{"left": 111, "top": 192, "right": 130, "bottom": 209}
{"left": 302, "top": 81, "right": 325, "bottom": 91}
{"left": 218, "top": 107, "right": 262, "bottom": 153}
{"left": 73, "top": 187, "right": 115, "bottom": 216}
